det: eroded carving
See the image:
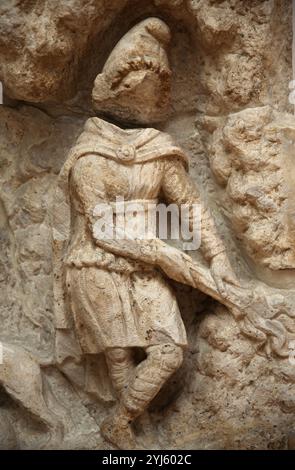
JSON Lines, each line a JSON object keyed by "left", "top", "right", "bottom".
{"left": 92, "top": 18, "right": 172, "bottom": 124}
{"left": 0, "top": 1, "right": 294, "bottom": 451}
{"left": 52, "top": 17, "right": 241, "bottom": 449}
{"left": 207, "top": 106, "right": 295, "bottom": 270}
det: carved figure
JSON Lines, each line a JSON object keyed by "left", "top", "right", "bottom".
{"left": 52, "top": 17, "right": 242, "bottom": 449}
{"left": 0, "top": 342, "right": 63, "bottom": 447}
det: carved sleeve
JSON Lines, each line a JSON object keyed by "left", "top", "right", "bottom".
{"left": 70, "top": 155, "right": 106, "bottom": 214}
{"left": 162, "top": 158, "right": 226, "bottom": 261}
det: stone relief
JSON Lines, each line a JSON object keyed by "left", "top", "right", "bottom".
{"left": 52, "top": 18, "right": 243, "bottom": 449}
{"left": 0, "top": 0, "right": 295, "bottom": 451}
{"left": 206, "top": 106, "right": 295, "bottom": 271}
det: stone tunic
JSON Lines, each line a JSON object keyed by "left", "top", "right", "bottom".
{"left": 59, "top": 118, "right": 224, "bottom": 353}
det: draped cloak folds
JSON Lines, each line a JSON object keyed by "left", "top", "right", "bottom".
{"left": 52, "top": 116, "right": 189, "bottom": 329}
{"left": 51, "top": 117, "right": 295, "bottom": 395}
{"left": 50, "top": 117, "right": 189, "bottom": 400}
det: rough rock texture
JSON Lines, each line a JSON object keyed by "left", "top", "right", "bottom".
{"left": 207, "top": 106, "right": 295, "bottom": 271}
{"left": 0, "top": 0, "right": 295, "bottom": 450}
{"left": 0, "top": 0, "right": 128, "bottom": 102}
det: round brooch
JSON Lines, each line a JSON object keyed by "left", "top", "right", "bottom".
{"left": 116, "top": 144, "right": 136, "bottom": 162}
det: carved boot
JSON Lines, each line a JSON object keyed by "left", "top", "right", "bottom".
{"left": 101, "top": 343, "right": 183, "bottom": 449}
{"left": 100, "top": 405, "right": 136, "bottom": 450}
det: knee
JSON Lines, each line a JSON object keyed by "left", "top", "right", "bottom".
{"left": 106, "top": 348, "right": 131, "bottom": 364}
{"left": 148, "top": 343, "right": 183, "bottom": 372}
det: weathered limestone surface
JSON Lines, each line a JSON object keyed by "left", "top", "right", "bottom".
{"left": 207, "top": 106, "right": 295, "bottom": 270}
{"left": 0, "top": 0, "right": 295, "bottom": 450}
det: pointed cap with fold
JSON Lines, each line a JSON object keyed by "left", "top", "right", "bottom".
{"left": 92, "top": 17, "right": 172, "bottom": 125}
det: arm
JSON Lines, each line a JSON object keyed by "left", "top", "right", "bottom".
{"left": 161, "top": 158, "right": 240, "bottom": 293}
{"left": 70, "top": 155, "right": 206, "bottom": 285}
{"left": 161, "top": 158, "right": 225, "bottom": 261}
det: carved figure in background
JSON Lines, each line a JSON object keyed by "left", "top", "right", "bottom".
{"left": 0, "top": 342, "right": 63, "bottom": 447}
{"left": 52, "top": 18, "right": 240, "bottom": 449}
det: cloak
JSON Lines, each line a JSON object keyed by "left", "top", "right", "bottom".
{"left": 52, "top": 116, "right": 189, "bottom": 330}
{"left": 50, "top": 117, "right": 189, "bottom": 401}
